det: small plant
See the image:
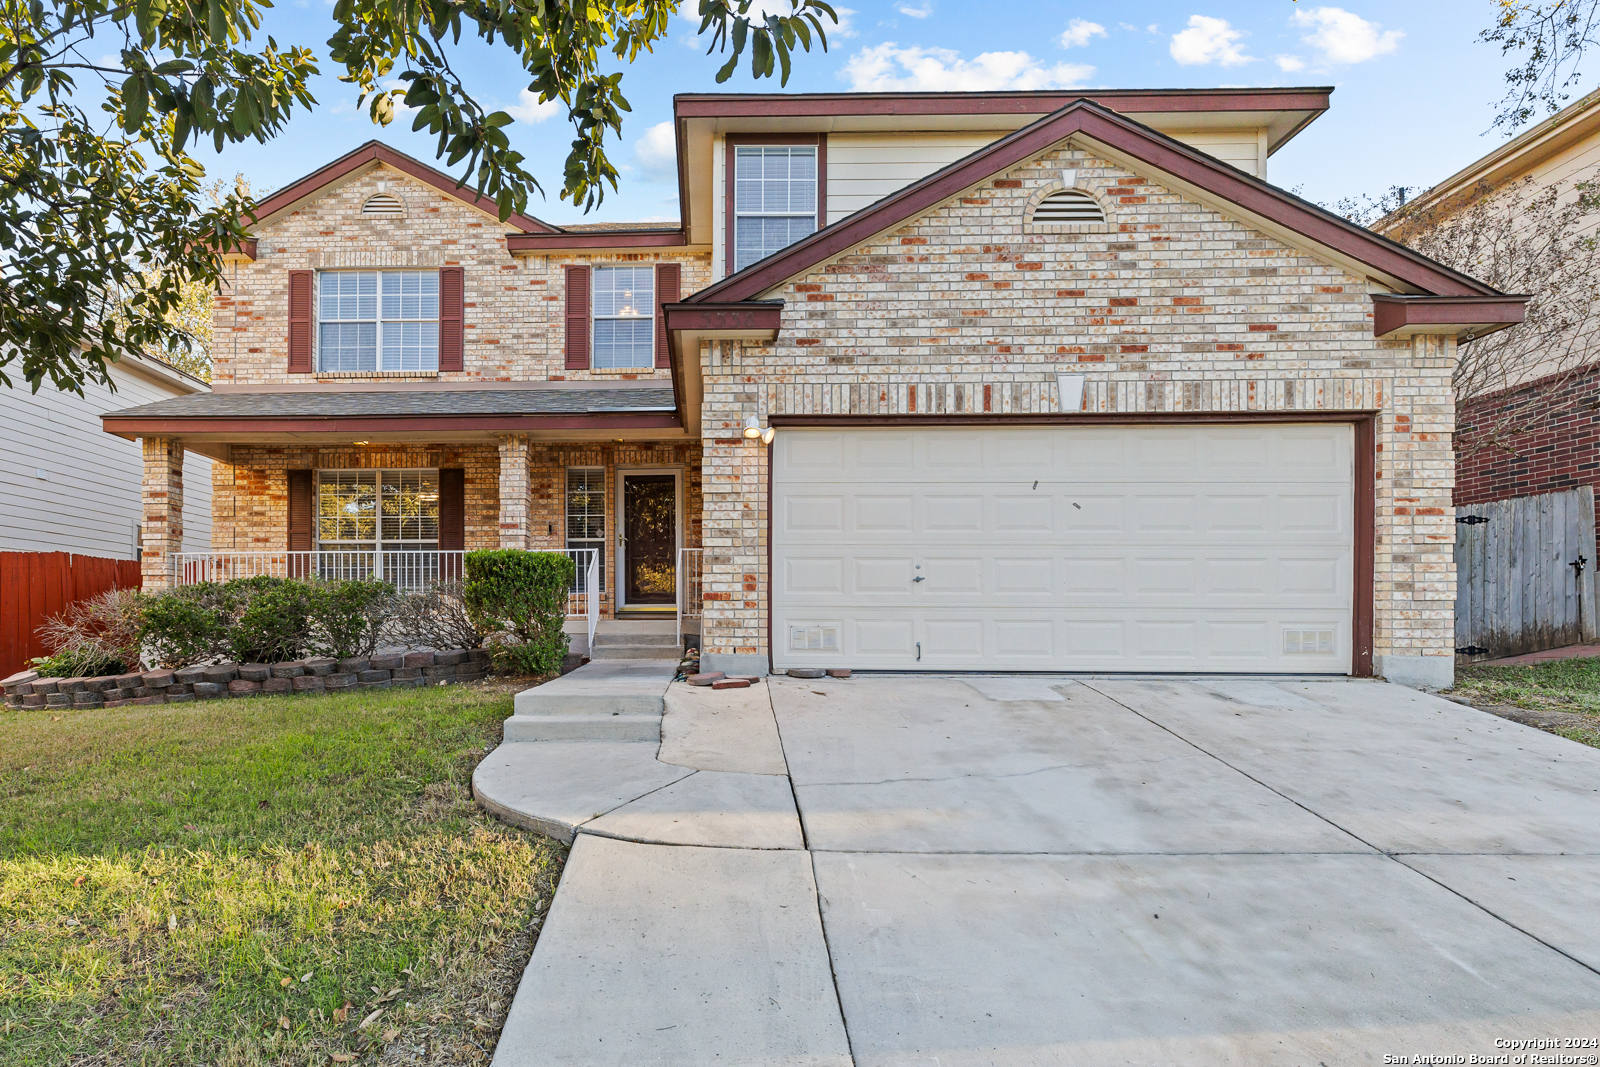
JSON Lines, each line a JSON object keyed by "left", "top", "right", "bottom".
{"left": 390, "top": 580, "right": 492, "bottom": 650}
{"left": 225, "top": 576, "right": 313, "bottom": 663}
{"left": 463, "top": 550, "right": 574, "bottom": 675}
{"left": 31, "top": 588, "right": 143, "bottom": 676}
{"left": 140, "top": 583, "right": 234, "bottom": 668}
{"left": 307, "top": 579, "right": 396, "bottom": 659}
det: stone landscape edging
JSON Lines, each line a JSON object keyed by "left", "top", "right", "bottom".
{"left": 1, "top": 648, "right": 493, "bottom": 711}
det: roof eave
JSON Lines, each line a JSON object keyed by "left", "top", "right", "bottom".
{"left": 1371, "top": 294, "right": 1531, "bottom": 340}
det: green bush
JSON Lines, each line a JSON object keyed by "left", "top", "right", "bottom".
{"left": 225, "top": 576, "right": 313, "bottom": 663}
{"left": 140, "top": 583, "right": 234, "bottom": 668}
{"left": 463, "top": 550, "right": 574, "bottom": 675}
{"left": 30, "top": 646, "right": 127, "bottom": 678}
{"left": 307, "top": 579, "right": 395, "bottom": 659}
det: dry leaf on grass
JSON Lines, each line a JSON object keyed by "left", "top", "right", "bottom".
{"left": 333, "top": 1001, "right": 351, "bottom": 1023}
{"left": 358, "top": 1008, "right": 383, "bottom": 1030}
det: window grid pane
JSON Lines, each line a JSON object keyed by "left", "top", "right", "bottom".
{"left": 318, "top": 469, "right": 438, "bottom": 552}
{"left": 566, "top": 468, "right": 606, "bottom": 591}
{"left": 318, "top": 270, "right": 440, "bottom": 373}
{"left": 317, "top": 470, "right": 377, "bottom": 544}
{"left": 733, "top": 145, "right": 817, "bottom": 272}
{"left": 591, "top": 266, "right": 655, "bottom": 369}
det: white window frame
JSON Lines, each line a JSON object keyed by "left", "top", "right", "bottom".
{"left": 566, "top": 467, "right": 607, "bottom": 591}
{"left": 315, "top": 270, "right": 440, "bottom": 373}
{"left": 590, "top": 265, "right": 656, "bottom": 370}
{"left": 732, "top": 143, "right": 820, "bottom": 274}
{"left": 315, "top": 468, "right": 441, "bottom": 553}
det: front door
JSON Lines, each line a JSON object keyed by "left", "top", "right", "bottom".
{"left": 618, "top": 472, "right": 678, "bottom": 609}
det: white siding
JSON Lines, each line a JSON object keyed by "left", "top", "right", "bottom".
{"left": 0, "top": 362, "right": 212, "bottom": 558}
{"left": 826, "top": 133, "right": 998, "bottom": 224}
{"left": 1166, "top": 129, "right": 1266, "bottom": 178}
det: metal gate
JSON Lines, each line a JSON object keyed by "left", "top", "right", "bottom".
{"left": 1454, "top": 487, "right": 1598, "bottom": 662}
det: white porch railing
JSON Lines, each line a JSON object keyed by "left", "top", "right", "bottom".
{"left": 171, "top": 548, "right": 601, "bottom": 620}
{"left": 677, "top": 547, "right": 703, "bottom": 644}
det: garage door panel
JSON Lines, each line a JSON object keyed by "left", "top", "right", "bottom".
{"left": 772, "top": 426, "right": 1354, "bottom": 673}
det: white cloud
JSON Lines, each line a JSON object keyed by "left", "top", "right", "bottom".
{"left": 897, "top": 2, "right": 930, "bottom": 17}
{"left": 634, "top": 121, "right": 677, "bottom": 183}
{"left": 1275, "top": 54, "right": 1306, "bottom": 72}
{"left": 1058, "top": 18, "right": 1107, "bottom": 49}
{"left": 1291, "top": 6, "right": 1402, "bottom": 64}
{"left": 1169, "top": 15, "right": 1251, "bottom": 67}
{"left": 842, "top": 42, "right": 1094, "bottom": 92}
{"left": 508, "top": 88, "right": 560, "bottom": 124}
{"left": 829, "top": 6, "right": 857, "bottom": 38}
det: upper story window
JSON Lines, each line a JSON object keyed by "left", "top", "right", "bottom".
{"left": 733, "top": 144, "right": 818, "bottom": 273}
{"left": 592, "top": 266, "right": 655, "bottom": 369}
{"left": 318, "top": 270, "right": 439, "bottom": 373}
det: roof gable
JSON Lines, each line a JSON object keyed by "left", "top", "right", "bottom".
{"left": 687, "top": 99, "right": 1506, "bottom": 305}
{"left": 248, "top": 141, "right": 558, "bottom": 234}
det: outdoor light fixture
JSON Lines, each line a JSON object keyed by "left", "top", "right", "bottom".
{"left": 743, "top": 414, "right": 762, "bottom": 439}
{"left": 762, "top": 426, "right": 776, "bottom": 445}
{"left": 353, "top": 440, "right": 370, "bottom": 445}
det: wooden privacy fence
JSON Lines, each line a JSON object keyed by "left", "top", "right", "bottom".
{"left": 1454, "top": 487, "right": 1599, "bottom": 663}
{"left": 0, "top": 552, "right": 143, "bottom": 678}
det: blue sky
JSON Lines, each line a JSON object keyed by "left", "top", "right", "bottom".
{"left": 205, "top": 1, "right": 1540, "bottom": 224}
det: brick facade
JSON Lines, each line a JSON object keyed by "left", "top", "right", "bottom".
{"left": 214, "top": 163, "right": 709, "bottom": 386}
{"left": 1455, "top": 363, "right": 1600, "bottom": 535}
{"left": 695, "top": 144, "right": 1459, "bottom": 670}
{"left": 141, "top": 436, "right": 184, "bottom": 590}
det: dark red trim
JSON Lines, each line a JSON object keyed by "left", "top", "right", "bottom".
{"left": 565, "top": 264, "right": 592, "bottom": 370}
{"left": 102, "top": 412, "right": 682, "bottom": 435}
{"left": 768, "top": 410, "right": 1377, "bottom": 678}
{"left": 287, "top": 270, "right": 313, "bottom": 374}
{"left": 689, "top": 99, "right": 1503, "bottom": 304}
{"left": 248, "top": 141, "right": 556, "bottom": 234}
{"left": 1371, "top": 294, "right": 1529, "bottom": 337}
{"left": 507, "top": 230, "right": 687, "bottom": 252}
{"left": 663, "top": 301, "right": 784, "bottom": 332}
{"left": 724, "top": 134, "right": 825, "bottom": 279}
{"left": 438, "top": 266, "right": 465, "bottom": 371}
{"left": 675, "top": 88, "right": 1333, "bottom": 120}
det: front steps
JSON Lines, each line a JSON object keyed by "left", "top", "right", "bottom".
{"left": 590, "top": 630, "right": 683, "bottom": 660}
{"left": 505, "top": 659, "right": 678, "bottom": 741}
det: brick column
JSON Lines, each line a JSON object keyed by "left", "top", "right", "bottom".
{"left": 498, "top": 434, "right": 531, "bottom": 549}
{"left": 141, "top": 436, "right": 184, "bottom": 590}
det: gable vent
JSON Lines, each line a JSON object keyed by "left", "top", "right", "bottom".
{"left": 362, "top": 193, "right": 404, "bottom": 217}
{"left": 1033, "top": 188, "right": 1105, "bottom": 223}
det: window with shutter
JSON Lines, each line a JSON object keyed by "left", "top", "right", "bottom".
{"left": 564, "top": 265, "right": 591, "bottom": 370}
{"left": 654, "top": 263, "right": 680, "bottom": 370}
{"left": 288, "top": 470, "right": 314, "bottom": 552}
{"left": 288, "top": 271, "right": 314, "bottom": 373}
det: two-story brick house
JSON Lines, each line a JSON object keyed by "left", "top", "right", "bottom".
{"left": 104, "top": 88, "right": 1527, "bottom": 687}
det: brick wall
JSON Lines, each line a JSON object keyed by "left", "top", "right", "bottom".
{"left": 216, "top": 163, "right": 710, "bottom": 386}
{"left": 1455, "top": 363, "right": 1600, "bottom": 531}
{"left": 697, "top": 144, "right": 1459, "bottom": 668}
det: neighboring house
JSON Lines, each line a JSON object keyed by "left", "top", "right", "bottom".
{"left": 1374, "top": 88, "right": 1600, "bottom": 521}
{"left": 3, "top": 350, "right": 212, "bottom": 559}
{"left": 101, "top": 87, "right": 1525, "bottom": 688}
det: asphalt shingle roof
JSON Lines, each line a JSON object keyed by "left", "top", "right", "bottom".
{"left": 105, "top": 387, "right": 676, "bottom": 419}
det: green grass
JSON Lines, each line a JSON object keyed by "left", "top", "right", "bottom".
{"left": 1451, "top": 657, "right": 1600, "bottom": 749}
{"left": 0, "top": 684, "right": 564, "bottom": 1065}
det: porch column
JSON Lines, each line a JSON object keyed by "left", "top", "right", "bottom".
{"left": 141, "top": 436, "right": 184, "bottom": 590}
{"left": 498, "top": 434, "right": 531, "bottom": 549}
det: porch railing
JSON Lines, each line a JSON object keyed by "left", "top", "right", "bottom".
{"left": 677, "top": 547, "right": 703, "bottom": 644}
{"left": 171, "top": 548, "right": 600, "bottom": 620}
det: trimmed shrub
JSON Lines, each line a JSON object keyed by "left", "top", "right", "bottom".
{"left": 31, "top": 588, "right": 143, "bottom": 675}
{"left": 225, "top": 576, "right": 314, "bottom": 663}
{"left": 463, "top": 550, "right": 574, "bottom": 675}
{"left": 389, "top": 580, "right": 492, "bottom": 650}
{"left": 307, "top": 579, "right": 395, "bottom": 658}
{"left": 140, "top": 582, "right": 234, "bottom": 668}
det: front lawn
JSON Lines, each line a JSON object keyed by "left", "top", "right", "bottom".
{"left": 0, "top": 683, "right": 564, "bottom": 1065}
{"left": 1449, "top": 657, "right": 1600, "bottom": 750}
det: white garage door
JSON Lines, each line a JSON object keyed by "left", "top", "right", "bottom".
{"left": 771, "top": 424, "right": 1354, "bottom": 674}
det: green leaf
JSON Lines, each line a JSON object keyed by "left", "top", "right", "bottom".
{"left": 484, "top": 110, "right": 513, "bottom": 128}
{"left": 123, "top": 76, "right": 150, "bottom": 133}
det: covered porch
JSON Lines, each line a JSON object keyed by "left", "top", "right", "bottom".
{"left": 102, "top": 385, "right": 705, "bottom": 647}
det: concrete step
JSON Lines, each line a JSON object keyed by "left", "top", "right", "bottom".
{"left": 590, "top": 644, "right": 683, "bottom": 661}
{"left": 593, "top": 632, "right": 680, "bottom": 647}
{"left": 504, "top": 713, "right": 660, "bottom": 742}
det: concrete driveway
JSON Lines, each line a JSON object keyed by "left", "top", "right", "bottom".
{"left": 488, "top": 674, "right": 1600, "bottom": 1065}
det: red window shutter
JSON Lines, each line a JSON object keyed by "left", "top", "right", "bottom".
{"left": 564, "top": 264, "right": 591, "bottom": 370}
{"left": 438, "top": 267, "right": 464, "bottom": 371}
{"left": 288, "top": 270, "right": 314, "bottom": 373}
{"left": 655, "top": 263, "right": 680, "bottom": 369}
{"left": 287, "top": 470, "right": 313, "bottom": 552}
{"left": 439, "top": 468, "right": 465, "bottom": 552}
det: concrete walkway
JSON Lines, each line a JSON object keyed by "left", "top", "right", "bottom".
{"left": 478, "top": 674, "right": 1600, "bottom": 1065}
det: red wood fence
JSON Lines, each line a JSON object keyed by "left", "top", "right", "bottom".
{"left": 0, "top": 552, "right": 143, "bottom": 678}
